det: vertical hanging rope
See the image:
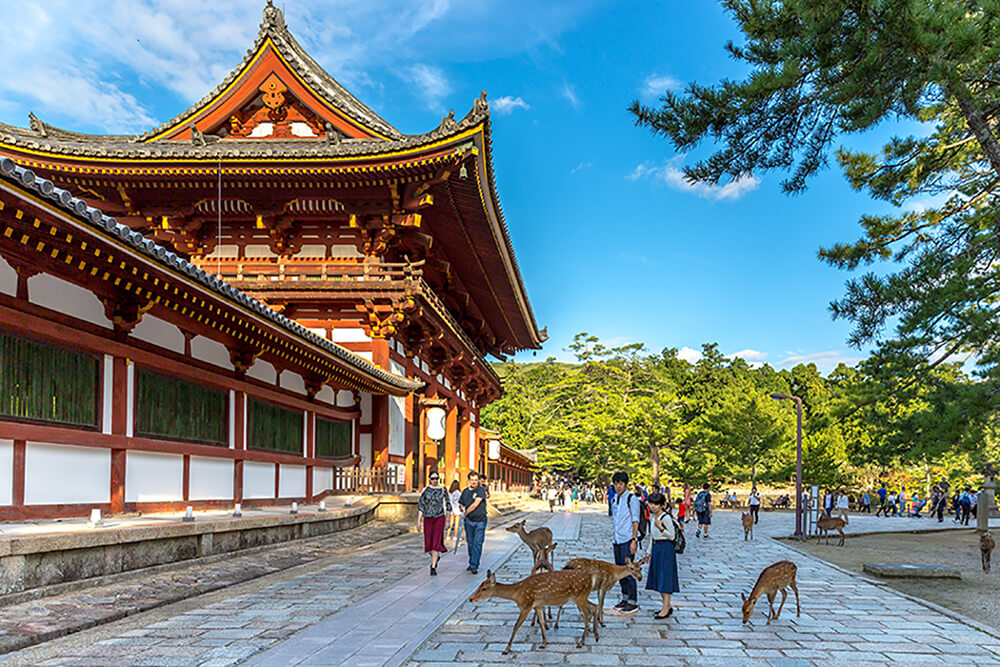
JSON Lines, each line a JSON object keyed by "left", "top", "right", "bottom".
{"left": 217, "top": 158, "right": 223, "bottom": 277}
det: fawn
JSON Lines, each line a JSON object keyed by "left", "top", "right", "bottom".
{"left": 741, "top": 512, "right": 754, "bottom": 540}
{"left": 981, "top": 531, "right": 995, "bottom": 573}
{"left": 559, "top": 555, "right": 648, "bottom": 627}
{"left": 506, "top": 519, "right": 555, "bottom": 563}
{"left": 469, "top": 569, "right": 599, "bottom": 654}
{"left": 741, "top": 560, "right": 800, "bottom": 625}
{"left": 815, "top": 509, "right": 848, "bottom": 546}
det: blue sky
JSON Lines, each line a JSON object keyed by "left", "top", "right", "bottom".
{"left": 0, "top": 0, "right": 913, "bottom": 373}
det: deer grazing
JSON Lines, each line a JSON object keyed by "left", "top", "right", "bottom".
{"left": 469, "top": 569, "right": 598, "bottom": 654}
{"left": 815, "top": 509, "right": 848, "bottom": 546}
{"left": 741, "top": 560, "right": 800, "bottom": 625}
{"left": 558, "top": 555, "right": 648, "bottom": 627}
{"left": 981, "top": 531, "right": 995, "bottom": 573}
{"left": 742, "top": 512, "right": 754, "bottom": 540}
{"left": 507, "top": 519, "right": 555, "bottom": 563}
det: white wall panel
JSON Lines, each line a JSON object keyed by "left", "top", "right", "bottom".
{"left": 315, "top": 386, "right": 336, "bottom": 405}
{"left": 246, "top": 359, "right": 277, "bottom": 384}
{"left": 280, "top": 370, "right": 307, "bottom": 395}
{"left": 27, "top": 274, "right": 111, "bottom": 328}
{"left": 469, "top": 426, "right": 477, "bottom": 471}
{"left": 278, "top": 465, "right": 306, "bottom": 498}
{"left": 359, "top": 434, "right": 372, "bottom": 467}
{"left": 312, "top": 466, "right": 333, "bottom": 494}
{"left": 330, "top": 244, "right": 362, "bottom": 258}
{"left": 0, "top": 254, "right": 16, "bottom": 297}
{"left": 189, "top": 456, "right": 233, "bottom": 501}
{"left": 25, "top": 443, "right": 109, "bottom": 505}
{"left": 190, "top": 336, "right": 235, "bottom": 370}
{"left": 125, "top": 451, "right": 183, "bottom": 503}
{"left": 336, "top": 390, "right": 354, "bottom": 407}
{"left": 129, "top": 316, "right": 185, "bottom": 354}
{"left": 330, "top": 327, "right": 370, "bottom": 343}
{"left": 0, "top": 440, "right": 13, "bottom": 506}
{"left": 388, "top": 395, "right": 405, "bottom": 456}
{"left": 102, "top": 355, "right": 113, "bottom": 435}
{"left": 243, "top": 461, "right": 275, "bottom": 499}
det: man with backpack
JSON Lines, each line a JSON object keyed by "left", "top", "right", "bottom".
{"left": 609, "top": 471, "right": 642, "bottom": 614}
{"left": 694, "top": 482, "right": 712, "bottom": 539}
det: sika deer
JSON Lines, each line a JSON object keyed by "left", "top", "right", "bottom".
{"left": 529, "top": 541, "right": 558, "bottom": 628}
{"left": 559, "top": 555, "right": 648, "bottom": 627}
{"left": 506, "top": 519, "right": 554, "bottom": 562}
{"left": 981, "top": 531, "right": 995, "bottom": 573}
{"left": 741, "top": 560, "right": 800, "bottom": 625}
{"left": 815, "top": 509, "right": 848, "bottom": 546}
{"left": 742, "top": 512, "right": 754, "bottom": 540}
{"left": 469, "top": 569, "right": 599, "bottom": 654}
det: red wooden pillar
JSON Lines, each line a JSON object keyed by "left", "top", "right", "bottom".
{"left": 404, "top": 392, "right": 416, "bottom": 491}
{"left": 12, "top": 440, "right": 25, "bottom": 507}
{"left": 444, "top": 403, "right": 458, "bottom": 487}
{"left": 182, "top": 455, "right": 191, "bottom": 501}
{"left": 458, "top": 410, "right": 471, "bottom": 485}
{"left": 370, "top": 339, "right": 390, "bottom": 468}
{"left": 109, "top": 357, "right": 129, "bottom": 514}
{"left": 305, "top": 411, "right": 315, "bottom": 502}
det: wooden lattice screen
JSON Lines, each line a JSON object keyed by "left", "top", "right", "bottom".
{"left": 0, "top": 330, "right": 98, "bottom": 427}
{"left": 247, "top": 398, "right": 303, "bottom": 453}
{"left": 315, "top": 417, "right": 351, "bottom": 459}
{"left": 135, "top": 367, "right": 227, "bottom": 445}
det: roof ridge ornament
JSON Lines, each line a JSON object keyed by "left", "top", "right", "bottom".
{"left": 262, "top": 0, "right": 286, "bottom": 32}
{"left": 28, "top": 113, "right": 48, "bottom": 138}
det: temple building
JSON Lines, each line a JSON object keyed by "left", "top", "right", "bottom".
{"left": 0, "top": 1, "right": 541, "bottom": 518}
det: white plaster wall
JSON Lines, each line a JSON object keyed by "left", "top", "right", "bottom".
{"left": 125, "top": 362, "right": 135, "bottom": 438}
{"left": 0, "top": 440, "right": 13, "bottom": 505}
{"left": 359, "top": 433, "right": 372, "bottom": 467}
{"left": 388, "top": 395, "right": 405, "bottom": 457}
{"left": 27, "top": 274, "right": 111, "bottom": 329}
{"left": 244, "top": 245, "right": 277, "bottom": 258}
{"left": 204, "top": 244, "right": 239, "bottom": 259}
{"left": 298, "top": 244, "right": 326, "bottom": 258}
{"left": 0, "top": 254, "right": 16, "bottom": 297}
{"left": 312, "top": 466, "right": 333, "bottom": 494}
{"left": 280, "top": 370, "right": 307, "bottom": 395}
{"left": 330, "top": 328, "right": 370, "bottom": 343}
{"left": 191, "top": 336, "right": 235, "bottom": 370}
{"left": 390, "top": 359, "right": 406, "bottom": 377}
{"left": 469, "top": 426, "right": 478, "bottom": 472}
{"left": 129, "top": 316, "right": 185, "bottom": 354}
{"left": 243, "top": 462, "right": 275, "bottom": 499}
{"left": 315, "top": 386, "right": 335, "bottom": 405}
{"left": 354, "top": 350, "right": 373, "bottom": 362}
{"left": 330, "top": 244, "right": 362, "bottom": 258}
{"left": 25, "top": 443, "right": 110, "bottom": 505}
{"left": 228, "top": 390, "right": 236, "bottom": 448}
{"left": 336, "top": 390, "right": 354, "bottom": 407}
{"left": 246, "top": 359, "right": 277, "bottom": 384}
{"left": 278, "top": 465, "right": 306, "bottom": 498}
{"left": 309, "top": 327, "right": 327, "bottom": 339}
{"left": 125, "top": 451, "right": 183, "bottom": 503}
{"left": 102, "top": 355, "right": 113, "bottom": 435}
{"left": 189, "top": 456, "right": 233, "bottom": 501}
{"left": 360, "top": 392, "right": 372, "bottom": 426}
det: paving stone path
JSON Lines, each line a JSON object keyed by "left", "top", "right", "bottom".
{"left": 404, "top": 505, "right": 1000, "bottom": 667}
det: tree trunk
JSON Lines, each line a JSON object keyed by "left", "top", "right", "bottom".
{"left": 949, "top": 79, "right": 1000, "bottom": 180}
{"left": 650, "top": 443, "right": 660, "bottom": 487}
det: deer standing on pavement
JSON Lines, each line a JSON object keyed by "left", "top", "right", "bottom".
{"left": 506, "top": 519, "right": 555, "bottom": 563}
{"left": 558, "top": 555, "right": 648, "bottom": 627}
{"left": 741, "top": 512, "right": 754, "bottom": 540}
{"left": 741, "top": 560, "right": 800, "bottom": 625}
{"left": 815, "top": 509, "right": 849, "bottom": 546}
{"left": 981, "top": 531, "right": 995, "bottom": 573}
{"left": 529, "top": 542, "right": 558, "bottom": 628}
{"left": 469, "top": 569, "right": 599, "bottom": 654}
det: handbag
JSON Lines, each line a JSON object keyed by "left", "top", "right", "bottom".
{"left": 667, "top": 509, "right": 686, "bottom": 554}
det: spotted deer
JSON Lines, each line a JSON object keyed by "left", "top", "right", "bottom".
{"left": 469, "top": 569, "right": 599, "bottom": 654}
{"left": 742, "top": 512, "right": 754, "bottom": 540}
{"left": 982, "top": 531, "right": 995, "bottom": 573}
{"left": 558, "top": 555, "right": 648, "bottom": 627}
{"left": 506, "top": 519, "right": 555, "bottom": 563}
{"left": 815, "top": 509, "right": 848, "bottom": 546}
{"left": 741, "top": 560, "right": 800, "bottom": 625}
{"left": 529, "top": 541, "right": 558, "bottom": 628}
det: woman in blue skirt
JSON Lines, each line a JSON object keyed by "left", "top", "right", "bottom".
{"left": 644, "top": 492, "right": 680, "bottom": 619}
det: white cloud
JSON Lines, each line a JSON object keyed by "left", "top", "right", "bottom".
{"left": 777, "top": 350, "right": 863, "bottom": 374}
{"left": 640, "top": 73, "right": 682, "bottom": 100}
{"left": 629, "top": 158, "right": 760, "bottom": 201}
{"left": 571, "top": 161, "right": 593, "bottom": 174}
{"left": 559, "top": 82, "right": 580, "bottom": 109}
{"left": 404, "top": 64, "right": 452, "bottom": 112}
{"left": 492, "top": 95, "right": 530, "bottom": 115}
{"left": 677, "top": 346, "right": 702, "bottom": 363}
{"left": 729, "top": 349, "right": 768, "bottom": 362}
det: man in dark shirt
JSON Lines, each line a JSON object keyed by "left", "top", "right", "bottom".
{"left": 460, "top": 471, "right": 488, "bottom": 574}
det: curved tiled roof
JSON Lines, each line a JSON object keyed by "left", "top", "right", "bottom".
{"left": 0, "top": 156, "right": 422, "bottom": 394}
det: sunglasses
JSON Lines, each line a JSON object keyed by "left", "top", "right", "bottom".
{"left": 430, "top": 476, "right": 440, "bottom": 481}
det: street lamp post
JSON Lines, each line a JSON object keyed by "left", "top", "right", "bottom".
{"left": 770, "top": 393, "right": 804, "bottom": 539}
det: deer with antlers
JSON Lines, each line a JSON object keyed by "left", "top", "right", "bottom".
{"left": 815, "top": 509, "right": 848, "bottom": 546}
{"left": 557, "top": 555, "right": 648, "bottom": 627}
{"left": 982, "top": 531, "right": 995, "bottom": 573}
{"left": 741, "top": 560, "right": 800, "bottom": 625}
{"left": 742, "top": 512, "right": 754, "bottom": 540}
{"left": 469, "top": 568, "right": 598, "bottom": 654}
{"left": 506, "top": 519, "right": 555, "bottom": 563}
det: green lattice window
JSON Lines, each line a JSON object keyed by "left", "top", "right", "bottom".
{"left": 316, "top": 418, "right": 352, "bottom": 458}
{"left": 0, "top": 330, "right": 98, "bottom": 428}
{"left": 248, "top": 398, "right": 303, "bottom": 453}
{"left": 135, "top": 368, "right": 227, "bottom": 444}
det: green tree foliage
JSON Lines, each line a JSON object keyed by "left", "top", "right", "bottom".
{"left": 629, "top": 0, "right": 1000, "bottom": 452}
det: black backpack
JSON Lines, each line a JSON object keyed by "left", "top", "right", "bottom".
{"left": 671, "top": 514, "right": 686, "bottom": 554}
{"left": 628, "top": 493, "right": 650, "bottom": 543}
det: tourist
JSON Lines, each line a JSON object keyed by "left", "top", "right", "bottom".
{"left": 676, "top": 495, "right": 688, "bottom": 530}
{"left": 460, "top": 472, "right": 488, "bottom": 574}
{"left": 607, "top": 480, "right": 617, "bottom": 516}
{"left": 572, "top": 485, "right": 580, "bottom": 512}
{"left": 876, "top": 483, "right": 888, "bottom": 517}
{"left": 447, "top": 479, "right": 463, "bottom": 545}
{"left": 971, "top": 488, "right": 980, "bottom": 521}
{"left": 836, "top": 489, "right": 849, "bottom": 514}
{"left": 823, "top": 489, "right": 834, "bottom": 517}
{"left": 563, "top": 485, "right": 573, "bottom": 512}
{"left": 959, "top": 487, "right": 974, "bottom": 526}
{"left": 731, "top": 490, "right": 739, "bottom": 509}
{"left": 694, "top": 483, "right": 712, "bottom": 539}
{"left": 609, "top": 471, "right": 641, "bottom": 614}
{"left": 645, "top": 492, "right": 679, "bottom": 619}
{"left": 931, "top": 485, "right": 945, "bottom": 522}
{"left": 748, "top": 487, "right": 761, "bottom": 524}
{"left": 416, "top": 471, "right": 452, "bottom": 576}
{"left": 886, "top": 490, "right": 898, "bottom": 516}
{"left": 899, "top": 485, "right": 907, "bottom": 517}
{"left": 861, "top": 491, "right": 871, "bottom": 513}
{"left": 547, "top": 486, "right": 557, "bottom": 512}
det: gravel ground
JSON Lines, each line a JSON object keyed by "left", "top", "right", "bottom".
{"left": 784, "top": 526, "right": 1000, "bottom": 630}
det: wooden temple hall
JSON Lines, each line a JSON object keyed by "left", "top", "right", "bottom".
{"left": 0, "top": 1, "right": 542, "bottom": 519}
